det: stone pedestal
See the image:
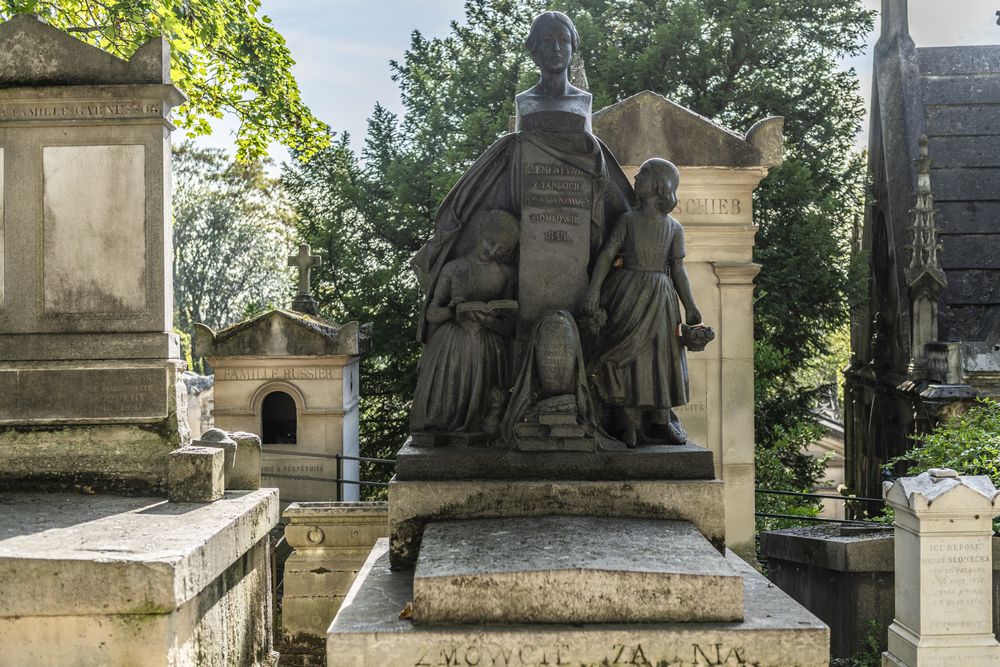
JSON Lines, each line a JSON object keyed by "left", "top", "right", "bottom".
{"left": 0, "top": 489, "right": 280, "bottom": 667}
{"left": 282, "top": 501, "right": 389, "bottom": 641}
{"left": 389, "top": 476, "right": 726, "bottom": 570}
{"left": 329, "top": 539, "right": 829, "bottom": 667}
{"left": 883, "top": 470, "right": 1000, "bottom": 667}
{"left": 412, "top": 516, "right": 743, "bottom": 625}
{"left": 0, "top": 15, "right": 188, "bottom": 494}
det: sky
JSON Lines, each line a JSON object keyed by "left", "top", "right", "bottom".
{"left": 197, "top": 0, "right": 1000, "bottom": 162}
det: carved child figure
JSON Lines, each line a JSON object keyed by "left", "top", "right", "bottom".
{"left": 410, "top": 210, "right": 520, "bottom": 445}
{"left": 583, "top": 158, "right": 705, "bottom": 447}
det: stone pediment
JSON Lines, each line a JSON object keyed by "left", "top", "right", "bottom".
{"left": 194, "top": 310, "right": 364, "bottom": 358}
{"left": 0, "top": 14, "right": 171, "bottom": 87}
{"left": 593, "top": 90, "right": 783, "bottom": 168}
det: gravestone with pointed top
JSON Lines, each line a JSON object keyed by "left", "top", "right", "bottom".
{"left": 288, "top": 243, "right": 323, "bottom": 316}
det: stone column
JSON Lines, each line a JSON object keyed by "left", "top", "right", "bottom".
{"left": 282, "top": 501, "right": 389, "bottom": 641}
{"left": 883, "top": 469, "right": 1000, "bottom": 666}
{"left": 713, "top": 262, "right": 761, "bottom": 556}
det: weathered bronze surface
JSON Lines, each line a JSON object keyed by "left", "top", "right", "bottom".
{"left": 409, "top": 12, "right": 711, "bottom": 451}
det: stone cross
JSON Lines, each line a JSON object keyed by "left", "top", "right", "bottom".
{"left": 287, "top": 243, "right": 323, "bottom": 316}
{"left": 288, "top": 243, "right": 323, "bottom": 296}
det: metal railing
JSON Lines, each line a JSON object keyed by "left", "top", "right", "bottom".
{"left": 755, "top": 488, "right": 888, "bottom": 526}
{"left": 259, "top": 449, "right": 396, "bottom": 499}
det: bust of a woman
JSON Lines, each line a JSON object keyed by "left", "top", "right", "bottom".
{"left": 514, "top": 11, "right": 592, "bottom": 133}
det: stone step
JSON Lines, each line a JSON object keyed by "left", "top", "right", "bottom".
{"left": 389, "top": 477, "right": 726, "bottom": 569}
{"left": 328, "top": 538, "right": 830, "bottom": 667}
{"left": 411, "top": 516, "right": 743, "bottom": 625}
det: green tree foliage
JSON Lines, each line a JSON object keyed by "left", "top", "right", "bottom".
{"left": 173, "top": 144, "right": 294, "bottom": 342}
{"left": 888, "top": 399, "right": 1000, "bottom": 484}
{"left": 285, "top": 0, "right": 873, "bottom": 483}
{"left": 0, "top": 0, "right": 326, "bottom": 160}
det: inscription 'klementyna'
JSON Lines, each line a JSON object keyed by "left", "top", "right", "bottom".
{"left": 0, "top": 102, "right": 160, "bottom": 119}
{"left": 525, "top": 162, "right": 584, "bottom": 177}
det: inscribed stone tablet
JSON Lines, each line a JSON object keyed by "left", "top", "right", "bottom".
{"left": 517, "top": 141, "right": 593, "bottom": 328}
{"left": 920, "top": 535, "right": 993, "bottom": 635}
{"left": 0, "top": 367, "right": 167, "bottom": 421}
{"left": 42, "top": 145, "right": 146, "bottom": 313}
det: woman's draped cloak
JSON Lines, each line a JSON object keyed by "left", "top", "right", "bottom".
{"left": 411, "top": 131, "right": 635, "bottom": 344}
{"left": 590, "top": 213, "right": 689, "bottom": 409}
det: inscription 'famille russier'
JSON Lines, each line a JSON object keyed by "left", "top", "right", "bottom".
{"left": 222, "top": 367, "right": 337, "bottom": 381}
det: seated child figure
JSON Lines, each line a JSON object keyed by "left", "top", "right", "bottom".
{"left": 583, "top": 158, "right": 703, "bottom": 447}
{"left": 410, "top": 210, "right": 519, "bottom": 443}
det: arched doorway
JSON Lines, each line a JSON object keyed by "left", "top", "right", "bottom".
{"left": 261, "top": 391, "right": 297, "bottom": 444}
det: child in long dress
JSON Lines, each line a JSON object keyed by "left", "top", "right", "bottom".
{"left": 583, "top": 158, "right": 703, "bottom": 447}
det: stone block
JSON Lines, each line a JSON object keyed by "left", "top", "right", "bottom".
{"left": 230, "top": 430, "right": 262, "bottom": 490}
{"left": 281, "top": 502, "right": 389, "bottom": 643}
{"left": 328, "top": 539, "right": 829, "bottom": 667}
{"left": 0, "top": 490, "right": 279, "bottom": 666}
{"left": 761, "top": 525, "right": 895, "bottom": 659}
{"left": 412, "top": 516, "right": 743, "bottom": 625}
{"left": 393, "top": 439, "right": 715, "bottom": 481}
{"left": 283, "top": 501, "right": 389, "bottom": 549}
{"left": 389, "top": 478, "right": 725, "bottom": 569}
{"left": 167, "top": 446, "right": 224, "bottom": 503}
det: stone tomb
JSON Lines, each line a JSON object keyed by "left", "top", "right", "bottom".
{"left": 0, "top": 17, "right": 280, "bottom": 667}
{"left": 0, "top": 15, "right": 188, "bottom": 493}
{"left": 196, "top": 309, "right": 365, "bottom": 502}
{"left": 593, "top": 90, "right": 783, "bottom": 559}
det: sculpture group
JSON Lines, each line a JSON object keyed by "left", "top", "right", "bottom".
{"left": 410, "top": 11, "right": 712, "bottom": 451}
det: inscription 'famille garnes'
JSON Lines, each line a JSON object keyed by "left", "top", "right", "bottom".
{"left": 0, "top": 102, "right": 160, "bottom": 119}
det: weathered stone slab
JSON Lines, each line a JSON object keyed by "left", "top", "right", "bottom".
{"left": 0, "top": 366, "right": 169, "bottom": 422}
{"left": 413, "top": 516, "right": 743, "bottom": 625}
{"left": 0, "top": 489, "right": 279, "bottom": 667}
{"left": 42, "top": 144, "right": 146, "bottom": 314}
{"left": 394, "top": 439, "right": 715, "bottom": 481}
{"left": 0, "top": 331, "right": 179, "bottom": 361}
{"left": 0, "top": 489, "right": 278, "bottom": 616}
{"left": 389, "top": 478, "right": 725, "bottom": 570}
{"left": 328, "top": 539, "right": 829, "bottom": 667}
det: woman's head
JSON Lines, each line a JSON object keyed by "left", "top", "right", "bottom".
{"left": 525, "top": 11, "right": 579, "bottom": 73}
{"left": 478, "top": 209, "right": 520, "bottom": 260}
{"left": 635, "top": 158, "right": 680, "bottom": 213}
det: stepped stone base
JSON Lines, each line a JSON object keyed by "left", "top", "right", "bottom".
{"left": 0, "top": 490, "right": 280, "bottom": 667}
{"left": 328, "top": 539, "right": 829, "bottom": 667}
{"left": 389, "top": 478, "right": 725, "bottom": 569}
{"left": 412, "top": 516, "right": 743, "bottom": 625}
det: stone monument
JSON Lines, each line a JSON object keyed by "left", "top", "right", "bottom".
{"left": 0, "top": 14, "right": 189, "bottom": 493}
{"left": 883, "top": 469, "right": 1000, "bottom": 666}
{"left": 329, "top": 12, "right": 828, "bottom": 666}
{"left": 0, "top": 16, "right": 279, "bottom": 666}
{"left": 195, "top": 243, "right": 368, "bottom": 502}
